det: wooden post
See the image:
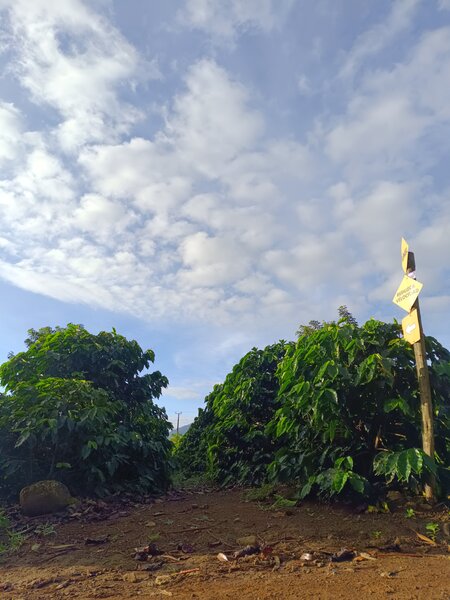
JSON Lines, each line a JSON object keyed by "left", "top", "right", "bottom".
{"left": 408, "top": 252, "right": 436, "bottom": 502}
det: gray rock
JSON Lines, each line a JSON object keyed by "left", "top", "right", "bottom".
{"left": 19, "top": 480, "right": 75, "bottom": 516}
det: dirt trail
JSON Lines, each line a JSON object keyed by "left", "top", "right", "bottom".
{"left": 0, "top": 489, "right": 449, "bottom": 599}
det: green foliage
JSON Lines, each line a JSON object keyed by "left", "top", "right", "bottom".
{"left": 269, "top": 317, "right": 449, "bottom": 498}
{"left": 176, "top": 311, "right": 450, "bottom": 500}
{"left": 175, "top": 342, "right": 290, "bottom": 485}
{"left": 0, "top": 324, "right": 171, "bottom": 498}
{"left": 269, "top": 494, "right": 297, "bottom": 509}
{"left": 0, "top": 509, "right": 24, "bottom": 555}
{"left": 373, "top": 448, "right": 436, "bottom": 483}
{"left": 244, "top": 483, "right": 276, "bottom": 502}
{"left": 425, "top": 522, "right": 439, "bottom": 541}
{"left": 174, "top": 404, "right": 216, "bottom": 477}
{"left": 34, "top": 522, "right": 57, "bottom": 537}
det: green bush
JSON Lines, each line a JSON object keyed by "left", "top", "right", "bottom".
{"left": 176, "top": 313, "right": 450, "bottom": 499}
{"left": 0, "top": 325, "right": 172, "bottom": 498}
{"left": 175, "top": 342, "right": 290, "bottom": 484}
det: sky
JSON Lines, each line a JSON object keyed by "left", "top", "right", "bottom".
{"left": 0, "top": 0, "right": 450, "bottom": 428}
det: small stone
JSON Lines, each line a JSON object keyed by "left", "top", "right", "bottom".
{"left": 155, "top": 575, "right": 172, "bottom": 586}
{"left": 122, "top": 572, "right": 147, "bottom": 583}
{"left": 417, "top": 503, "right": 433, "bottom": 512}
{"left": 236, "top": 535, "right": 257, "bottom": 546}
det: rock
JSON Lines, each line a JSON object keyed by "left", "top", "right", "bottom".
{"left": 20, "top": 480, "right": 75, "bottom": 516}
{"left": 416, "top": 503, "right": 433, "bottom": 512}
{"left": 236, "top": 535, "right": 257, "bottom": 546}
{"left": 386, "top": 491, "right": 403, "bottom": 502}
{"left": 155, "top": 575, "right": 172, "bottom": 586}
{"left": 122, "top": 572, "right": 147, "bottom": 583}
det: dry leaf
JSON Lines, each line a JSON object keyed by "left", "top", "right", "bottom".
{"left": 415, "top": 531, "right": 437, "bottom": 546}
{"left": 356, "top": 552, "right": 377, "bottom": 561}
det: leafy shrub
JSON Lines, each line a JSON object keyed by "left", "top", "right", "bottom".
{"left": 176, "top": 313, "right": 450, "bottom": 500}
{"left": 0, "top": 325, "right": 172, "bottom": 498}
{"left": 175, "top": 342, "right": 290, "bottom": 485}
{"left": 270, "top": 317, "right": 450, "bottom": 497}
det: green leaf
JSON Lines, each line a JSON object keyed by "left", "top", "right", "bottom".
{"left": 332, "top": 469, "right": 349, "bottom": 493}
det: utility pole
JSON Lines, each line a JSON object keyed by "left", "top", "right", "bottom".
{"left": 393, "top": 239, "right": 436, "bottom": 502}
{"left": 175, "top": 412, "right": 182, "bottom": 436}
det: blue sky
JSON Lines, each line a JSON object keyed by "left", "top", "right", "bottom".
{"left": 1, "top": 0, "right": 449, "bottom": 427}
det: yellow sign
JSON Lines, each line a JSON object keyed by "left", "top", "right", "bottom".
{"left": 393, "top": 275, "right": 423, "bottom": 312}
{"left": 402, "top": 309, "right": 421, "bottom": 344}
{"left": 401, "top": 238, "right": 409, "bottom": 273}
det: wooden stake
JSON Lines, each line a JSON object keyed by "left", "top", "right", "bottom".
{"left": 408, "top": 252, "right": 436, "bottom": 502}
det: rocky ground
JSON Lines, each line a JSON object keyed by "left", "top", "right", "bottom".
{"left": 0, "top": 487, "right": 449, "bottom": 599}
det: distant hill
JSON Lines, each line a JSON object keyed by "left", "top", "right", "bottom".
{"left": 169, "top": 423, "right": 191, "bottom": 437}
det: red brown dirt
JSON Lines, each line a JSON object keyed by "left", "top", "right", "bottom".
{"left": 1, "top": 488, "right": 449, "bottom": 600}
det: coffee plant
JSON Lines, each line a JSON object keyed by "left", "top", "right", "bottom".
{"left": 176, "top": 313, "right": 450, "bottom": 499}
{"left": 0, "top": 325, "right": 172, "bottom": 498}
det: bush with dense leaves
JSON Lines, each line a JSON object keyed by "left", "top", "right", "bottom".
{"left": 175, "top": 342, "right": 290, "bottom": 484}
{"left": 176, "top": 315, "right": 450, "bottom": 499}
{"left": 0, "top": 325, "right": 172, "bottom": 498}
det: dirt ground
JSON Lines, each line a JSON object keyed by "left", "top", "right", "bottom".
{"left": 1, "top": 487, "right": 449, "bottom": 600}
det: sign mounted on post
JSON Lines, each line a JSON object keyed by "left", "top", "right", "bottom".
{"left": 401, "top": 237, "right": 409, "bottom": 273}
{"left": 402, "top": 309, "right": 421, "bottom": 344}
{"left": 392, "top": 237, "right": 435, "bottom": 501}
{"left": 393, "top": 275, "right": 423, "bottom": 312}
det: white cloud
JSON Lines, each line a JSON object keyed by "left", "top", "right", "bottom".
{"left": 0, "top": 0, "right": 449, "bottom": 349}
{"left": 339, "top": 0, "right": 421, "bottom": 79}
{"left": 1, "top": 0, "right": 151, "bottom": 151}
{"left": 166, "top": 59, "right": 264, "bottom": 177}
{"left": 72, "top": 194, "right": 138, "bottom": 241}
{"left": 297, "top": 74, "right": 312, "bottom": 96}
{"left": 327, "top": 27, "right": 450, "bottom": 181}
{"left": 179, "top": 0, "right": 294, "bottom": 42}
{"left": 0, "top": 102, "right": 23, "bottom": 164}
{"left": 437, "top": 0, "right": 450, "bottom": 10}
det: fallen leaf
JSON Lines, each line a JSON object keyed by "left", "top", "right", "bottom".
{"left": 415, "top": 531, "right": 437, "bottom": 546}
{"left": 356, "top": 552, "right": 377, "bottom": 561}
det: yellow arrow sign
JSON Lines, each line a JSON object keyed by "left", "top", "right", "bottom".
{"left": 402, "top": 309, "right": 421, "bottom": 344}
{"left": 393, "top": 275, "right": 423, "bottom": 312}
{"left": 401, "top": 238, "right": 409, "bottom": 273}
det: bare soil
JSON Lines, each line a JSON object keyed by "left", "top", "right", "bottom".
{"left": 1, "top": 488, "right": 449, "bottom": 600}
